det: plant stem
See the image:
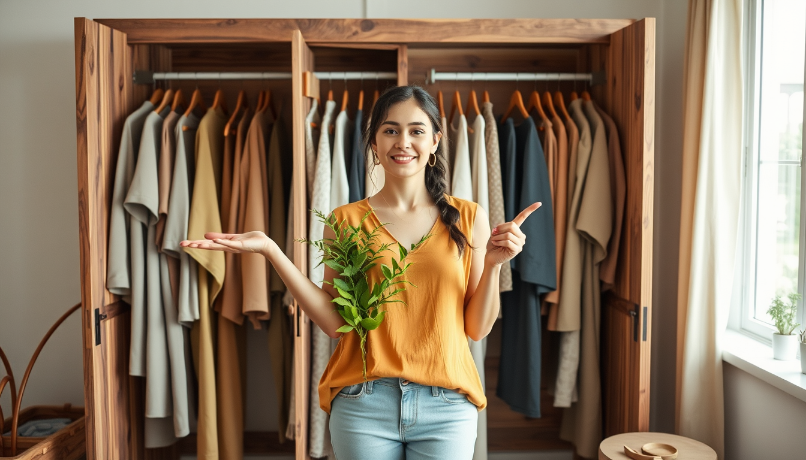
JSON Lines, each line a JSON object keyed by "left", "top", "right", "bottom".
{"left": 359, "top": 330, "right": 368, "bottom": 382}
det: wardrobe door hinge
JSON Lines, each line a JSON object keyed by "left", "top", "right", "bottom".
{"left": 94, "top": 308, "right": 107, "bottom": 346}
{"left": 630, "top": 304, "right": 647, "bottom": 342}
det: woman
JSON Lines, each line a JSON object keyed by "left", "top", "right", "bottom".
{"left": 181, "top": 85, "right": 540, "bottom": 459}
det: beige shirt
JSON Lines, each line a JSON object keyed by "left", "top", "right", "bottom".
{"left": 185, "top": 106, "right": 228, "bottom": 460}
{"left": 594, "top": 102, "right": 626, "bottom": 291}
{"left": 481, "top": 102, "right": 513, "bottom": 294}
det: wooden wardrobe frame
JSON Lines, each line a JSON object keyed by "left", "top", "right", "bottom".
{"left": 74, "top": 18, "right": 655, "bottom": 460}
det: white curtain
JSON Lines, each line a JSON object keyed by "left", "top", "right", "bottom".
{"left": 676, "top": 0, "right": 743, "bottom": 458}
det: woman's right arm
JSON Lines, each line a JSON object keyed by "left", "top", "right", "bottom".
{"left": 181, "top": 226, "right": 345, "bottom": 338}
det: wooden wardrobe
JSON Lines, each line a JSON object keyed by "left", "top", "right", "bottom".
{"left": 74, "top": 18, "right": 655, "bottom": 460}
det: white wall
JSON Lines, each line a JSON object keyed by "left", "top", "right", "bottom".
{"left": 724, "top": 363, "right": 806, "bottom": 459}
{"left": 0, "top": 0, "right": 685, "bottom": 440}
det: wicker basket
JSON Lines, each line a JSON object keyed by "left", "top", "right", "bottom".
{"left": 1, "top": 404, "right": 84, "bottom": 460}
{"left": 0, "top": 303, "right": 84, "bottom": 460}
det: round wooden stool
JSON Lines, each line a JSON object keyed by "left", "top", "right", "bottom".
{"left": 599, "top": 432, "right": 717, "bottom": 460}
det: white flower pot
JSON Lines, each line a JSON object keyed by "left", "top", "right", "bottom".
{"left": 772, "top": 333, "right": 799, "bottom": 360}
{"left": 800, "top": 343, "right": 806, "bottom": 374}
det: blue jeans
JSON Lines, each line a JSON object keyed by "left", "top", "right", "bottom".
{"left": 329, "top": 377, "right": 478, "bottom": 460}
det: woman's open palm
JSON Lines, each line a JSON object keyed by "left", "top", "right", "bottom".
{"left": 485, "top": 202, "right": 541, "bottom": 267}
{"left": 181, "top": 231, "right": 271, "bottom": 255}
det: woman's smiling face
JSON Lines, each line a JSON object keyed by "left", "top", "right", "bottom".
{"left": 370, "top": 98, "right": 442, "bottom": 179}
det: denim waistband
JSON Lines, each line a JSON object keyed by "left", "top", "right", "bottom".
{"left": 367, "top": 377, "right": 440, "bottom": 397}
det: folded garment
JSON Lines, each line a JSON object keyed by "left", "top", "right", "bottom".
{"left": 3, "top": 418, "right": 72, "bottom": 437}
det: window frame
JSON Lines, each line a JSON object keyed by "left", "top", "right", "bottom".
{"left": 734, "top": 0, "right": 806, "bottom": 341}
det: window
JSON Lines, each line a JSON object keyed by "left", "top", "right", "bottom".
{"left": 738, "top": 0, "right": 806, "bottom": 339}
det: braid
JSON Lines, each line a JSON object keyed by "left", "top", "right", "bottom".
{"left": 424, "top": 140, "right": 469, "bottom": 257}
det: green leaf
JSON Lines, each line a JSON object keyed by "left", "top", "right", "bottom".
{"left": 391, "top": 257, "right": 400, "bottom": 273}
{"left": 333, "top": 278, "right": 351, "bottom": 293}
{"left": 381, "top": 264, "right": 392, "bottom": 280}
{"left": 362, "top": 311, "right": 387, "bottom": 330}
{"left": 332, "top": 297, "right": 353, "bottom": 308}
{"left": 323, "top": 258, "right": 344, "bottom": 272}
{"left": 336, "top": 325, "right": 354, "bottom": 334}
{"left": 335, "top": 287, "right": 354, "bottom": 301}
{"left": 338, "top": 310, "right": 356, "bottom": 326}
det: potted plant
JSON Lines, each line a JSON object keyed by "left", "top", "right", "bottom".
{"left": 799, "top": 329, "right": 806, "bottom": 374}
{"left": 767, "top": 293, "right": 802, "bottom": 360}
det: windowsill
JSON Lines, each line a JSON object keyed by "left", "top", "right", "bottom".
{"left": 722, "top": 329, "right": 806, "bottom": 403}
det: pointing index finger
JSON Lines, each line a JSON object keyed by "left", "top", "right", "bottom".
{"left": 512, "top": 202, "right": 542, "bottom": 227}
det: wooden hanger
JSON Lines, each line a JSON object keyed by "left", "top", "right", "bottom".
{"left": 570, "top": 91, "right": 579, "bottom": 101}
{"left": 223, "top": 90, "right": 247, "bottom": 136}
{"left": 358, "top": 89, "right": 365, "bottom": 112}
{"left": 581, "top": 90, "right": 592, "bottom": 101}
{"left": 182, "top": 88, "right": 206, "bottom": 123}
{"left": 466, "top": 90, "right": 481, "bottom": 117}
{"left": 482, "top": 90, "right": 490, "bottom": 104}
{"left": 327, "top": 89, "right": 334, "bottom": 102}
{"left": 149, "top": 88, "right": 164, "bottom": 106}
{"left": 542, "top": 91, "right": 558, "bottom": 119}
{"left": 448, "top": 90, "right": 464, "bottom": 124}
{"left": 526, "top": 90, "right": 548, "bottom": 130}
{"left": 153, "top": 89, "right": 174, "bottom": 114}
{"left": 437, "top": 91, "right": 446, "bottom": 119}
{"left": 340, "top": 89, "right": 349, "bottom": 112}
{"left": 256, "top": 91, "right": 266, "bottom": 114}
{"left": 372, "top": 89, "right": 379, "bottom": 110}
{"left": 554, "top": 91, "right": 571, "bottom": 120}
{"left": 171, "top": 89, "right": 185, "bottom": 112}
{"left": 262, "top": 90, "right": 277, "bottom": 119}
{"left": 211, "top": 89, "right": 228, "bottom": 115}
{"left": 501, "top": 90, "right": 529, "bottom": 122}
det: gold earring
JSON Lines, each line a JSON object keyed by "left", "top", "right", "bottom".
{"left": 373, "top": 150, "right": 381, "bottom": 165}
{"left": 428, "top": 152, "right": 437, "bottom": 167}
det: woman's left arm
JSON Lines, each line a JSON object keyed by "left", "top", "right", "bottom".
{"left": 464, "top": 202, "right": 541, "bottom": 341}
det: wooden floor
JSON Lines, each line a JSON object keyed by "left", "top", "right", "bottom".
{"left": 485, "top": 320, "right": 574, "bottom": 453}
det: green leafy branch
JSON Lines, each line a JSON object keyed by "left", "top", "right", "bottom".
{"left": 298, "top": 208, "right": 430, "bottom": 380}
{"left": 767, "top": 293, "right": 802, "bottom": 335}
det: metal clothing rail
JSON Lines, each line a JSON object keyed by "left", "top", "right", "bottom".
{"left": 427, "top": 68, "right": 606, "bottom": 86}
{"left": 133, "top": 70, "right": 398, "bottom": 85}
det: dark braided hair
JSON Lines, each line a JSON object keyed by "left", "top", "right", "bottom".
{"left": 363, "top": 85, "right": 470, "bottom": 256}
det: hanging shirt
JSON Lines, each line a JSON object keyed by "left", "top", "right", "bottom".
{"left": 558, "top": 100, "right": 612, "bottom": 460}
{"left": 319, "top": 196, "right": 486, "bottom": 414}
{"left": 184, "top": 106, "right": 228, "bottom": 460}
{"left": 497, "top": 116, "right": 555, "bottom": 419}
{"left": 553, "top": 99, "right": 592, "bottom": 409}
{"left": 309, "top": 99, "right": 338, "bottom": 460}
{"left": 266, "top": 116, "right": 294, "bottom": 444}
{"left": 156, "top": 110, "right": 192, "bottom": 440}
{"left": 163, "top": 113, "right": 201, "bottom": 326}
{"left": 449, "top": 114, "right": 473, "bottom": 200}
{"left": 217, "top": 108, "right": 251, "bottom": 324}
{"left": 468, "top": 113, "right": 489, "bottom": 214}
{"left": 241, "top": 110, "right": 272, "bottom": 327}
{"left": 124, "top": 107, "right": 176, "bottom": 448}
{"left": 306, "top": 100, "right": 321, "bottom": 201}
{"left": 348, "top": 109, "right": 365, "bottom": 203}
{"left": 545, "top": 108, "right": 570, "bottom": 325}
{"left": 331, "top": 109, "right": 353, "bottom": 210}
{"left": 215, "top": 107, "right": 251, "bottom": 460}
{"left": 107, "top": 100, "right": 153, "bottom": 374}
{"left": 594, "top": 102, "right": 626, "bottom": 291}
{"left": 481, "top": 102, "right": 513, "bottom": 295}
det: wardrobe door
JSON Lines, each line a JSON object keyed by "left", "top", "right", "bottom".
{"left": 75, "top": 17, "right": 139, "bottom": 460}
{"left": 291, "top": 30, "right": 315, "bottom": 460}
{"left": 599, "top": 18, "right": 655, "bottom": 436}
